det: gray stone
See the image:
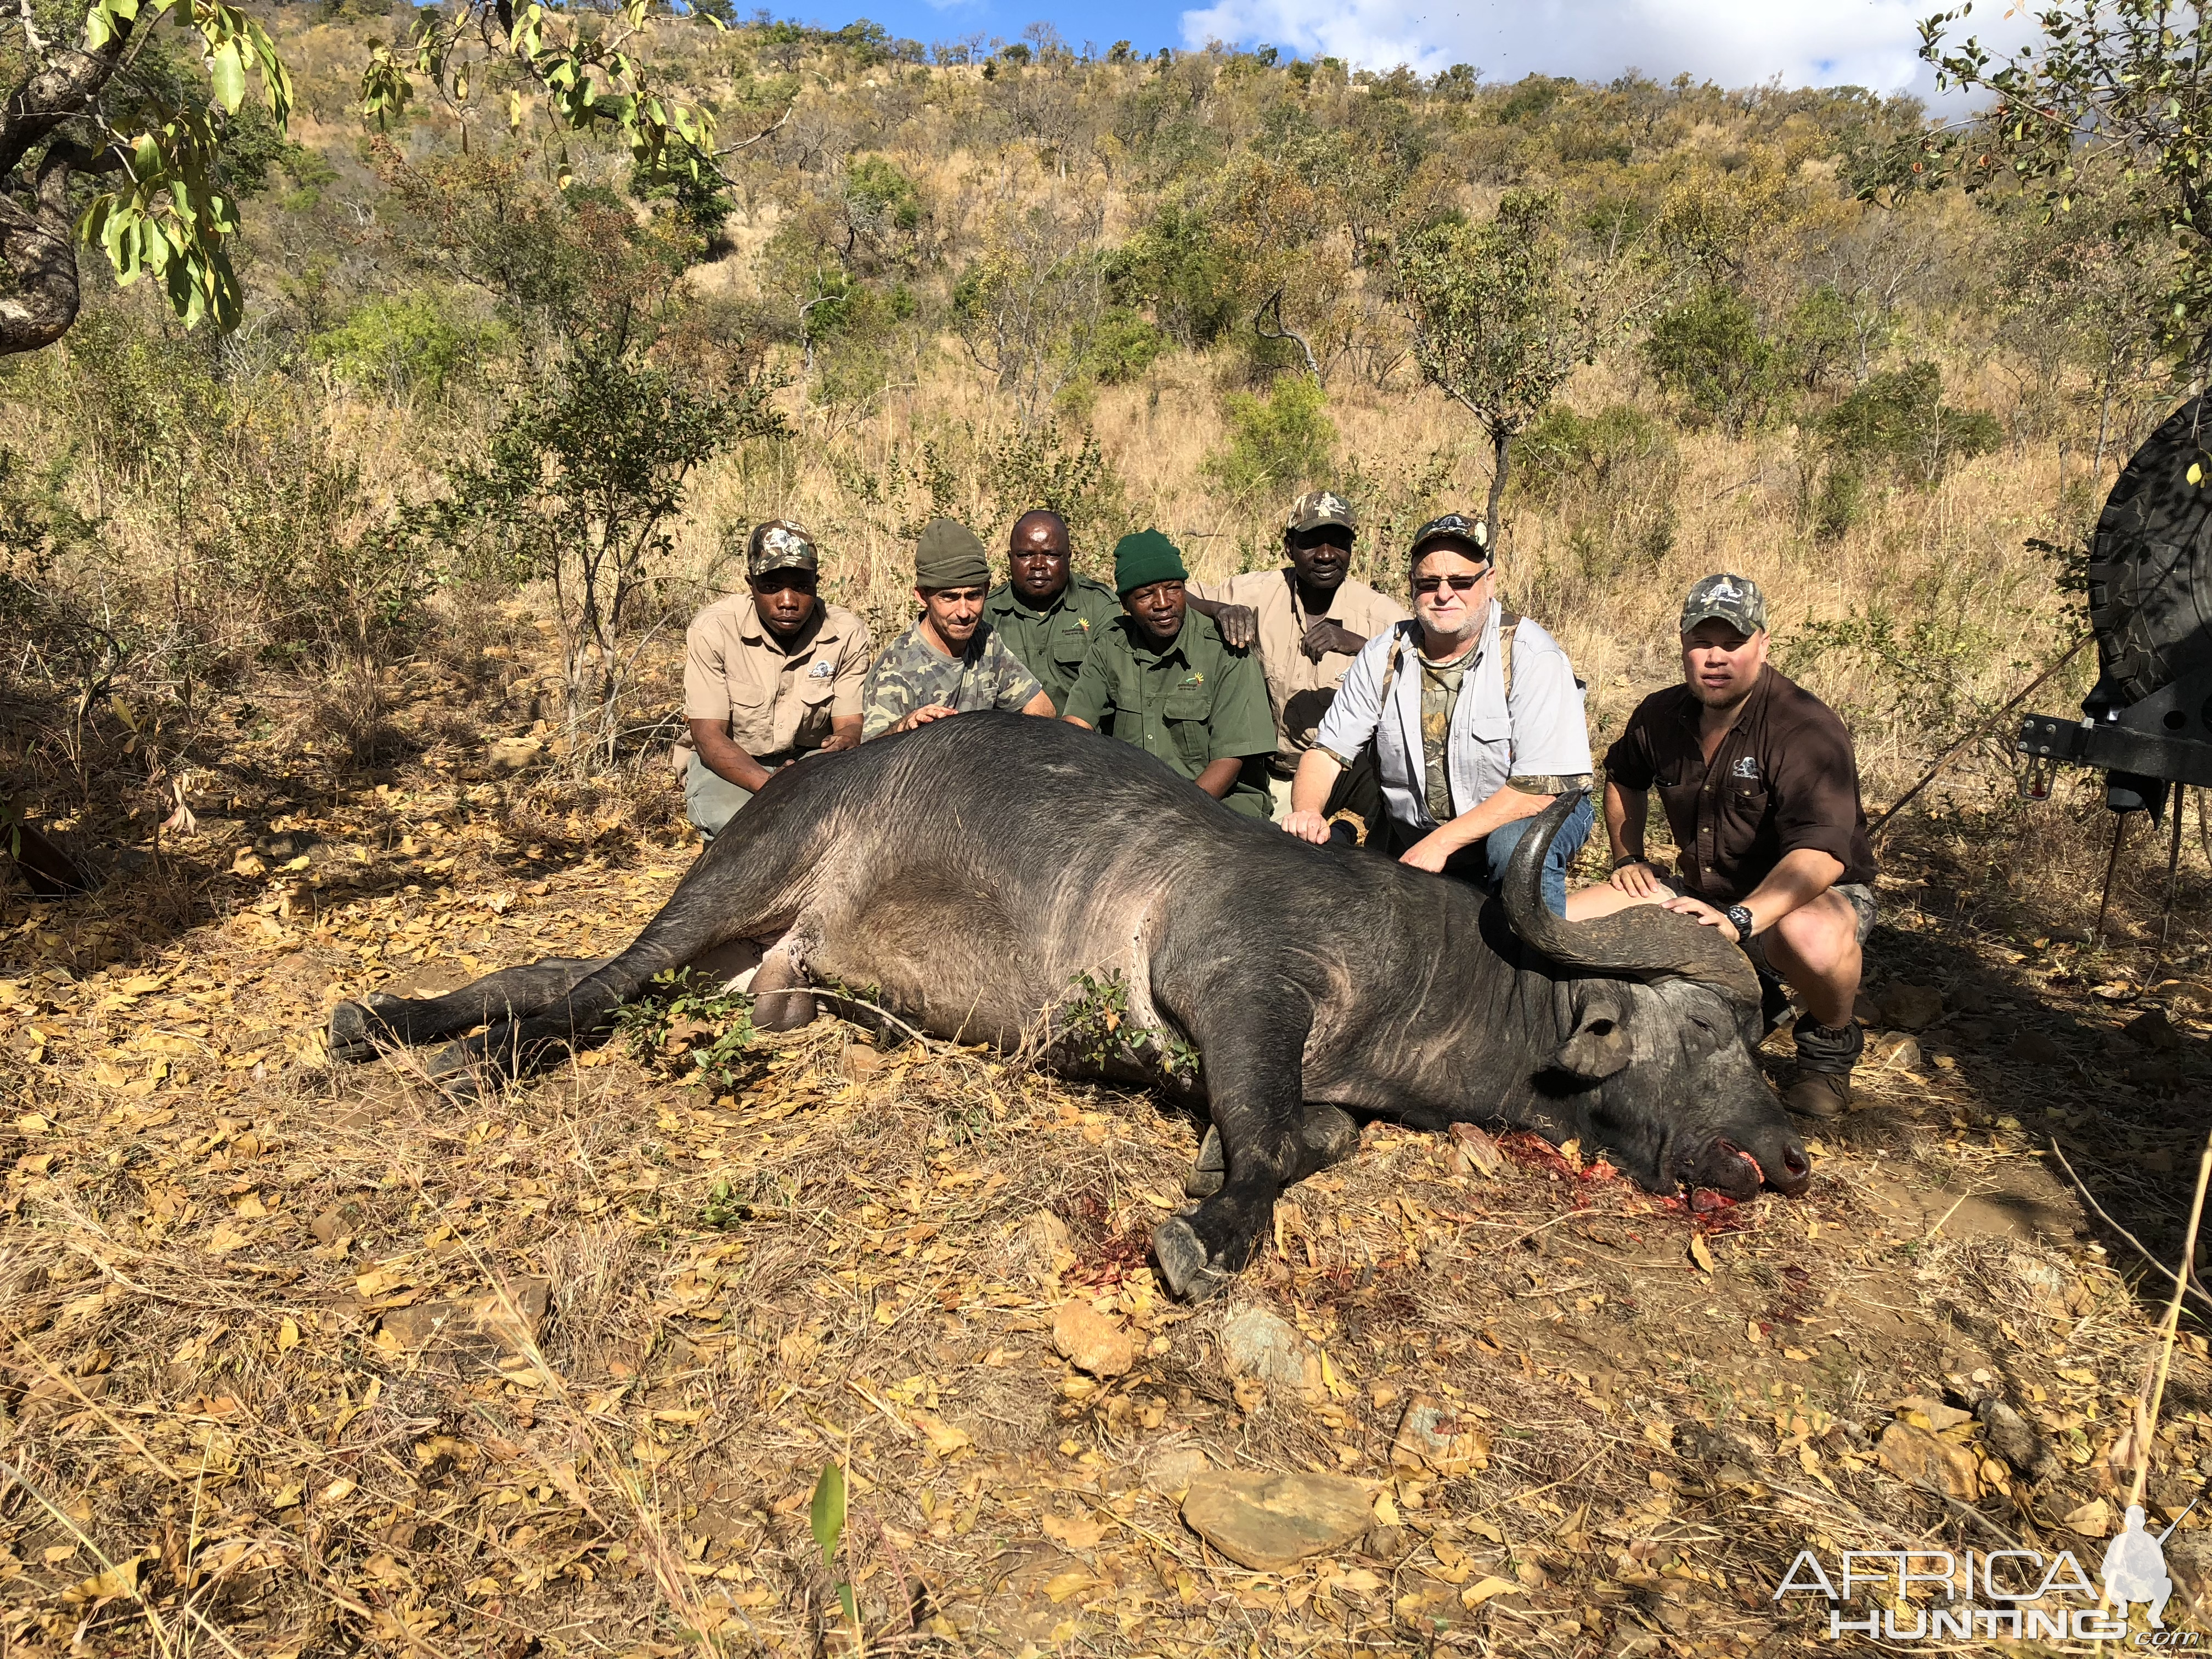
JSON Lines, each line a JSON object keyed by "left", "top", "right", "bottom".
{"left": 1976, "top": 1397, "right": 2062, "bottom": 1483}
{"left": 1141, "top": 1443, "right": 1214, "bottom": 1495}
{"left": 1219, "top": 1305, "right": 1320, "bottom": 1399}
{"left": 1879, "top": 983, "right": 1945, "bottom": 1031}
{"left": 1181, "top": 1470, "right": 1373, "bottom": 1570}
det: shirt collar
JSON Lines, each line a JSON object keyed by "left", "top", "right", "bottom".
{"left": 1128, "top": 615, "right": 1189, "bottom": 665}
{"left": 998, "top": 582, "right": 1072, "bottom": 622}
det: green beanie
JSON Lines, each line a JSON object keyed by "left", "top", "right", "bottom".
{"left": 1113, "top": 528, "right": 1187, "bottom": 595}
{"left": 915, "top": 517, "right": 991, "bottom": 590}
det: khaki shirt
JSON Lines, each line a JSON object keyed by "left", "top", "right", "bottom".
{"left": 1062, "top": 611, "right": 1276, "bottom": 817}
{"left": 983, "top": 575, "right": 1121, "bottom": 714}
{"left": 1188, "top": 569, "right": 1409, "bottom": 770}
{"left": 682, "top": 595, "right": 872, "bottom": 761}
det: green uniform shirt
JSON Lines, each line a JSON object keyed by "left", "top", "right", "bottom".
{"left": 1063, "top": 610, "right": 1274, "bottom": 817}
{"left": 983, "top": 575, "right": 1121, "bottom": 714}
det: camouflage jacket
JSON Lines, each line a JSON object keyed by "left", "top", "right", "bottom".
{"left": 860, "top": 619, "right": 1045, "bottom": 740}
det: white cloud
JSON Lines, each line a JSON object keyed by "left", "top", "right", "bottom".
{"left": 1176, "top": 0, "right": 2002, "bottom": 97}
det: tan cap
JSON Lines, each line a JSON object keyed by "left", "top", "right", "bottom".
{"left": 1285, "top": 489, "right": 1356, "bottom": 534}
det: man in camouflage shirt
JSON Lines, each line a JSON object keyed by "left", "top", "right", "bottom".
{"left": 861, "top": 517, "right": 1056, "bottom": 740}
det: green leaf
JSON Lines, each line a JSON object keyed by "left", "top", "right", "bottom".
{"left": 210, "top": 38, "right": 245, "bottom": 112}
{"left": 809, "top": 1463, "right": 846, "bottom": 1564}
{"left": 838, "top": 1583, "right": 858, "bottom": 1629}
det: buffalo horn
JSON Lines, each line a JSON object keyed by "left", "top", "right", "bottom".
{"left": 1500, "top": 791, "right": 1763, "bottom": 1008}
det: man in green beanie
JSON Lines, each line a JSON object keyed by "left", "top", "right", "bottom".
{"left": 1062, "top": 529, "right": 1275, "bottom": 817}
{"left": 862, "top": 517, "right": 1056, "bottom": 740}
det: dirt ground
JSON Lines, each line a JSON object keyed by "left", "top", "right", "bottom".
{"left": 4, "top": 679, "right": 2212, "bottom": 1657}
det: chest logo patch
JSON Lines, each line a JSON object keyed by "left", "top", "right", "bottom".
{"left": 1731, "top": 755, "right": 1759, "bottom": 780}
{"left": 808, "top": 660, "right": 835, "bottom": 678}
{"left": 1181, "top": 673, "right": 1205, "bottom": 687}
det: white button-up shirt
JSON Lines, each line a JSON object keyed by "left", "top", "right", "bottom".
{"left": 1314, "top": 600, "right": 1592, "bottom": 836}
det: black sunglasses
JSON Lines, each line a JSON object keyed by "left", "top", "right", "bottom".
{"left": 1412, "top": 572, "right": 1489, "bottom": 595}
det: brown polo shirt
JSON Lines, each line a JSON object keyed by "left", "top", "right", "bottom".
{"left": 1187, "top": 568, "right": 1409, "bottom": 771}
{"left": 1603, "top": 667, "right": 1876, "bottom": 905}
{"left": 681, "top": 595, "right": 872, "bottom": 762}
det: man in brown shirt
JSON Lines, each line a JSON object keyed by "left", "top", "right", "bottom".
{"left": 676, "top": 521, "right": 872, "bottom": 838}
{"left": 1566, "top": 573, "right": 1878, "bottom": 1118}
{"left": 1186, "top": 488, "right": 1408, "bottom": 828}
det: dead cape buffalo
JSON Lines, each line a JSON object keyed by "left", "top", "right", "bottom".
{"left": 329, "top": 713, "right": 1808, "bottom": 1298}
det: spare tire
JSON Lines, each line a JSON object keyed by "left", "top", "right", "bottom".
{"left": 2087, "top": 396, "right": 2212, "bottom": 705}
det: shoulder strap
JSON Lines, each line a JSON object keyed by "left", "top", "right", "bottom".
{"left": 1499, "top": 612, "right": 1520, "bottom": 707}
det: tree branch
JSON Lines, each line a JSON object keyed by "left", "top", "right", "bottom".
{"left": 0, "top": 144, "right": 85, "bottom": 356}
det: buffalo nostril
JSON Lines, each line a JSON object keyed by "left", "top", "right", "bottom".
{"left": 1784, "top": 1149, "right": 1809, "bottom": 1176}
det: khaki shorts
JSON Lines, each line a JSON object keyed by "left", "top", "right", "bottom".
{"left": 1654, "top": 876, "right": 1876, "bottom": 970}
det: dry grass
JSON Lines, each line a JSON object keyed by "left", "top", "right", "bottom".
{"left": 3, "top": 621, "right": 2212, "bottom": 1653}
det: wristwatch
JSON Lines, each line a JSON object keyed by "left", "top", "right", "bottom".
{"left": 1612, "top": 855, "right": 1649, "bottom": 873}
{"left": 1724, "top": 905, "right": 1754, "bottom": 942}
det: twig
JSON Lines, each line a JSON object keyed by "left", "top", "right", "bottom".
{"left": 2129, "top": 1136, "right": 2212, "bottom": 1513}
{"left": 1870, "top": 633, "right": 2092, "bottom": 838}
{"left": 2048, "top": 1139, "right": 2212, "bottom": 1311}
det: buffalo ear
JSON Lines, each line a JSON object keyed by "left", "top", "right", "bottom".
{"left": 1554, "top": 1008, "right": 1635, "bottom": 1080}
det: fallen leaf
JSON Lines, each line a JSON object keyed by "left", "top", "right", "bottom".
{"left": 1041, "top": 1512, "right": 1105, "bottom": 1549}
{"left": 1688, "top": 1235, "right": 1716, "bottom": 1274}
{"left": 1461, "top": 1575, "right": 1520, "bottom": 1609}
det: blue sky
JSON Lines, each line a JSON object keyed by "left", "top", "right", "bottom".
{"left": 799, "top": 0, "right": 2027, "bottom": 100}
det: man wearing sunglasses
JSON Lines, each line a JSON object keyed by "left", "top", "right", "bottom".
{"left": 677, "top": 520, "right": 873, "bottom": 839}
{"left": 1182, "top": 489, "right": 1409, "bottom": 830}
{"left": 1284, "top": 514, "right": 1594, "bottom": 912}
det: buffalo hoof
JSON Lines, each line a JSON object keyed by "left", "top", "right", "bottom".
{"left": 424, "top": 1040, "right": 489, "bottom": 1101}
{"left": 1152, "top": 1216, "right": 1233, "bottom": 1302}
{"left": 1302, "top": 1103, "right": 1359, "bottom": 1171}
{"left": 328, "top": 995, "right": 401, "bottom": 1064}
{"left": 1184, "top": 1126, "right": 1225, "bottom": 1199}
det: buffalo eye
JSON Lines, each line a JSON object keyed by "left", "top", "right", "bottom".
{"left": 1588, "top": 1019, "right": 1615, "bottom": 1036}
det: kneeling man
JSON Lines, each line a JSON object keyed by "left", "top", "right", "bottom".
{"left": 679, "top": 520, "right": 871, "bottom": 839}
{"left": 1283, "top": 514, "right": 1593, "bottom": 912}
{"left": 862, "top": 517, "right": 1056, "bottom": 739}
{"left": 1062, "top": 530, "right": 1275, "bottom": 817}
{"left": 1566, "top": 574, "right": 1878, "bottom": 1118}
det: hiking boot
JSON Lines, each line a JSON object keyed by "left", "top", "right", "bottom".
{"left": 1781, "top": 1068, "right": 1853, "bottom": 1119}
{"left": 1784, "top": 1017, "right": 1864, "bottom": 1119}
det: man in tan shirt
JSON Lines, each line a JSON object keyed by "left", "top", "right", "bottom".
{"left": 677, "top": 521, "right": 872, "bottom": 838}
{"left": 1186, "top": 489, "right": 1409, "bottom": 830}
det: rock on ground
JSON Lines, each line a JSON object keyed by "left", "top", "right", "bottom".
{"left": 1051, "top": 1301, "right": 1134, "bottom": 1378}
{"left": 1876, "top": 1420, "right": 1981, "bottom": 1502}
{"left": 1181, "top": 1470, "right": 1374, "bottom": 1570}
{"left": 1219, "top": 1304, "right": 1322, "bottom": 1400}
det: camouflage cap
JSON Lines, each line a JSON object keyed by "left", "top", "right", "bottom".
{"left": 1285, "top": 489, "right": 1356, "bottom": 534}
{"left": 1679, "top": 572, "right": 1768, "bottom": 636}
{"left": 747, "top": 521, "right": 819, "bottom": 578}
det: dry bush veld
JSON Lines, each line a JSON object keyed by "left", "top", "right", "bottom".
{"left": 3, "top": 9, "right": 2212, "bottom": 1656}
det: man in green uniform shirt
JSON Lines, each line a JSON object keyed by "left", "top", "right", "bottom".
{"left": 982, "top": 509, "right": 1120, "bottom": 714}
{"left": 1062, "top": 529, "right": 1275, "bottom": 818}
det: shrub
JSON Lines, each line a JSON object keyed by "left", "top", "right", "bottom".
{"left": 1203, "top": 375, "right": 1336, "bottom": 503}
{"left": 1514, "top": 403, "right": 1681, "bottom": 573}
{"left": 1641, "top": 283, "right": 1786, "bottom": 433}
{"left": 1082, "top": 306, "right": 1167, "bottom": 386}
{"left": 311, "top": 292, "right": 497, "bottom": 398}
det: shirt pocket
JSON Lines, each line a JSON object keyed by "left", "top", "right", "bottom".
{"left": 1052, "top": 623, "right": 1093, "bottom": 669}
{"left": 725, "top": 684, "right": 777, "bottom": 752}
{"left": 1161, "top": 678, "right": 1216, "bottom": 765}
{"left": 792, "top": 670, "right": 838, "bottom": 749}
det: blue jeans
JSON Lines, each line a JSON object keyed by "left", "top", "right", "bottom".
{"left": 1425, "top": 793, "right": 1595, "bottom": 917}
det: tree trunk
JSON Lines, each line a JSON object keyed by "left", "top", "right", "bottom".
{"left": 1483, "top": 425, "right": 1513, "bottom": 553}
{"left": 0, "top": 150, "right": 84, "bottom": 356}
